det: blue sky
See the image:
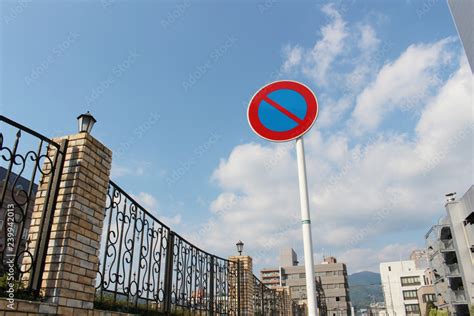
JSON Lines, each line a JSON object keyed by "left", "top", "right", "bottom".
{"left": 1, "top": 0, "right": 472, "bottom": 273}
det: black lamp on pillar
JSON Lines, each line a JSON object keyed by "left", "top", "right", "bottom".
{"left": 77, "top": 111, "right": 97, "bottom": 134}
{"left": 236, "top": 240, "right": 244, "bottom": 256}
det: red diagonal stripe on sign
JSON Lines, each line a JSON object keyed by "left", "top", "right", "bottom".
{"left": 263, "top": 96, "right": 304, "bottom": 125}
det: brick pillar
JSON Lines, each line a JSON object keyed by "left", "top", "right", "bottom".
{"left": 229, "top": 255, "right": 254, "bottom": 316}
{"left": 22, "top": 133, "right": 112, "bottom": 314}
{"left": 276, "top": 286, "right": 291, "bottom": 316}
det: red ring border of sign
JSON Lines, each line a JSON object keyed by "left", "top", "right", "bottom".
{"left": 247, "top": 80, "right": 319, "bottom": 142}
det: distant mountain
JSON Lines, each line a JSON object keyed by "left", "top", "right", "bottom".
{"left": 348, "top": 271, "right": 384, "bottom": 310}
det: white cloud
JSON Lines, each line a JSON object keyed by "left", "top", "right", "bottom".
{"left": 132, "top": 191, "right": 182, "bottom": 227}
{"left": 302, "top": 4, "right": 348, "bottom": 85}
{"left": 132, "top": 191, "right": 159, "bottom": 212}
{"left": 280, "top": 6, "right": 385, "bottom": 130}
{"left": 317, "top": 95, "right": 352, "bottom": 128}
{"left": 358, "top": 24, "right": 380, "bottom": 51}
{"left": 351, "top": 37, "right": 456, "bottom": 133}
{"left": 339, "top": 243, "right": 420, "bottom": 272}
{"left": 281, "top": 4, "right": 348, "bottom": 86}
{"left": 161, "top": 214, "right": 182, "bottom": 226}
{"left": 282, "top": 45, "right": 303, "bottom": 73}
{"left": 342, "top": 24, "right": 383, "bottom": 94}
{"left": 415, "top": 55, "right": 473, "bottom": 160}
{"left": 111, "top": 162, "right": 147, "bottom": 178}
{"left": 194, "top": 52, "right": 472, "bottom": 273}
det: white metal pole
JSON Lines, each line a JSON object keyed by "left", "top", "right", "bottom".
{"left": 295, "top": 136, "right": 318, "bottom": 316}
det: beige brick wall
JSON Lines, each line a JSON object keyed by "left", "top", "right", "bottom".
{"left": 228, "top": 256, "right": 254, "bottom": 316}
{"left": 275, "top": 286, "right": 292, "bottom": 316}
{"left": 0, "top": 299, "right": 135, "bottom": 316}
{"left": 21, "top": 133, "right": 112, "bottom": 311}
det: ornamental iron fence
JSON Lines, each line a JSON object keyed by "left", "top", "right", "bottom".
{"left": 0, "top": 115, "right": 289, "bottom": 314}
{"left": 0, "top": 115, "right": 67, "bottom": 296}
{"left": 95, "top": 181, "right": 257, "bottom": 314}
{"left": 253, "top": 274, "right": 288, "bottom": 315}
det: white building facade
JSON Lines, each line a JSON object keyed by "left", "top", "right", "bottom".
{"left": 448, "top": 0, "right": 474, "bottom": 72}
{"left": 380, "top": 260, "right": 427, "bottom": 316}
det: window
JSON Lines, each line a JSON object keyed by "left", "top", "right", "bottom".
{"left": 388, "top": 266, "right": 391, "bottom": 271}
{"left": 336, "top": 297, "right": 340, "bottom": 301}
{"left": 423, "top": 294, "right": 436, "bottom": 303}
{"left": 403, "top": 290, "right": 418, "bottom": 300}
{"left": 401, "top": 276, "right": 421, "bottom": 286}
{"left": 322, "top": 283, "right": 346, "bottom": 290}
{"left": 405, "top": 304, "right": 420, "bottom": 314}
{"left": 299, "top": 273, "right": 305, "bottom": 278}
{"left": 316, "top": 270, "right": 344, "bottom": 277}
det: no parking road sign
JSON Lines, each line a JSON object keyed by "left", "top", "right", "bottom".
{"left": 247, "top": 80, "right": 318, "bottom": 142}
{"left": 247, "top": 80, "right": 320, "bottom": 315}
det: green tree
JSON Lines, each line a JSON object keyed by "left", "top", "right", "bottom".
{"left": 425, "top": 302, "right": 435, "bottom": 316}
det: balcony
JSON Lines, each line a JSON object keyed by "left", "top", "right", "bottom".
{"left": 439, "top": 239, "right": 454, "bottom": 251}
{"left": 450, "top": 290, "right": 467, "bottom": 303}
{"left": 445, "top": 263, "right": 460, "bottom": 276}
{"left": 432, "top": 270, "right": 444, "bottom": 283}
{"left": 426, "top": 224, "right": 454, "bottom": 258}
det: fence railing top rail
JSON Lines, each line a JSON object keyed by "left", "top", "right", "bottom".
{"left": 108, "top": 179, "right": 171, "bottom": 230}
{"left": 172, "top": 230, "right": 235, "bottom": 264}
{"left": 109, "top": 179, "right": 238, "bottom": 264}
{"left": 0, "top": 115, "right": 61, "bottom": 149}
{"left": 253, "top": 274, "right": 274, "bottom": 291}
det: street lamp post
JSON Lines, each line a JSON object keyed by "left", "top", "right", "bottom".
{"left": 235, "top": 240, "right": 244, "bottom": 316}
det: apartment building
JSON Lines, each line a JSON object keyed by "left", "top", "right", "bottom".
{"left": 366, "top": 302, "right": 387, "bottom": 316}
{"left": 261, "top": 249, "right": 297, "bottom": 289}
{"left": 261, "top": 267, "right": 281, "bottom": 289}
{"left": 425, "top": 186, "right": 474, "bottom": 315}
{"left": 380, "top": 257, "right": 433, "bottom": 316}
{"left": 261, "top": 249, "right": 351, "bottom": 316}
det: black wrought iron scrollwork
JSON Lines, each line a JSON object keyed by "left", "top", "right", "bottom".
{"left": 97, "top": 181, "right": 170, "bottom": 312}
{"left": 96, "top": 180, "right": 290, "bottom": 315}
{"left": 0, "top": 116, "right": 289, "bottom": 312}
{"left": 253, "top": 273, "right": 290, "bottom": 315}
{"left": 253, "top": 275, "right": 264, "bottom": 315}
{"left": 96, "top": 181, "right": 242, "bottom": 314}
{"left": 0, "top": 115, "right": 67, "bottom": 296}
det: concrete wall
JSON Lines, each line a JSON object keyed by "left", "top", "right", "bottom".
{"left": 279, "top": 262, "right": 351, "bottom": 315}
{"left": 448, "top": 0, "right": 474, "bottom": 72}
{"left": 0, "top": 299, "right": 133, "bottom": 316}
{"left": 445, "top": 186, "right": 474, "bottom": 306}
